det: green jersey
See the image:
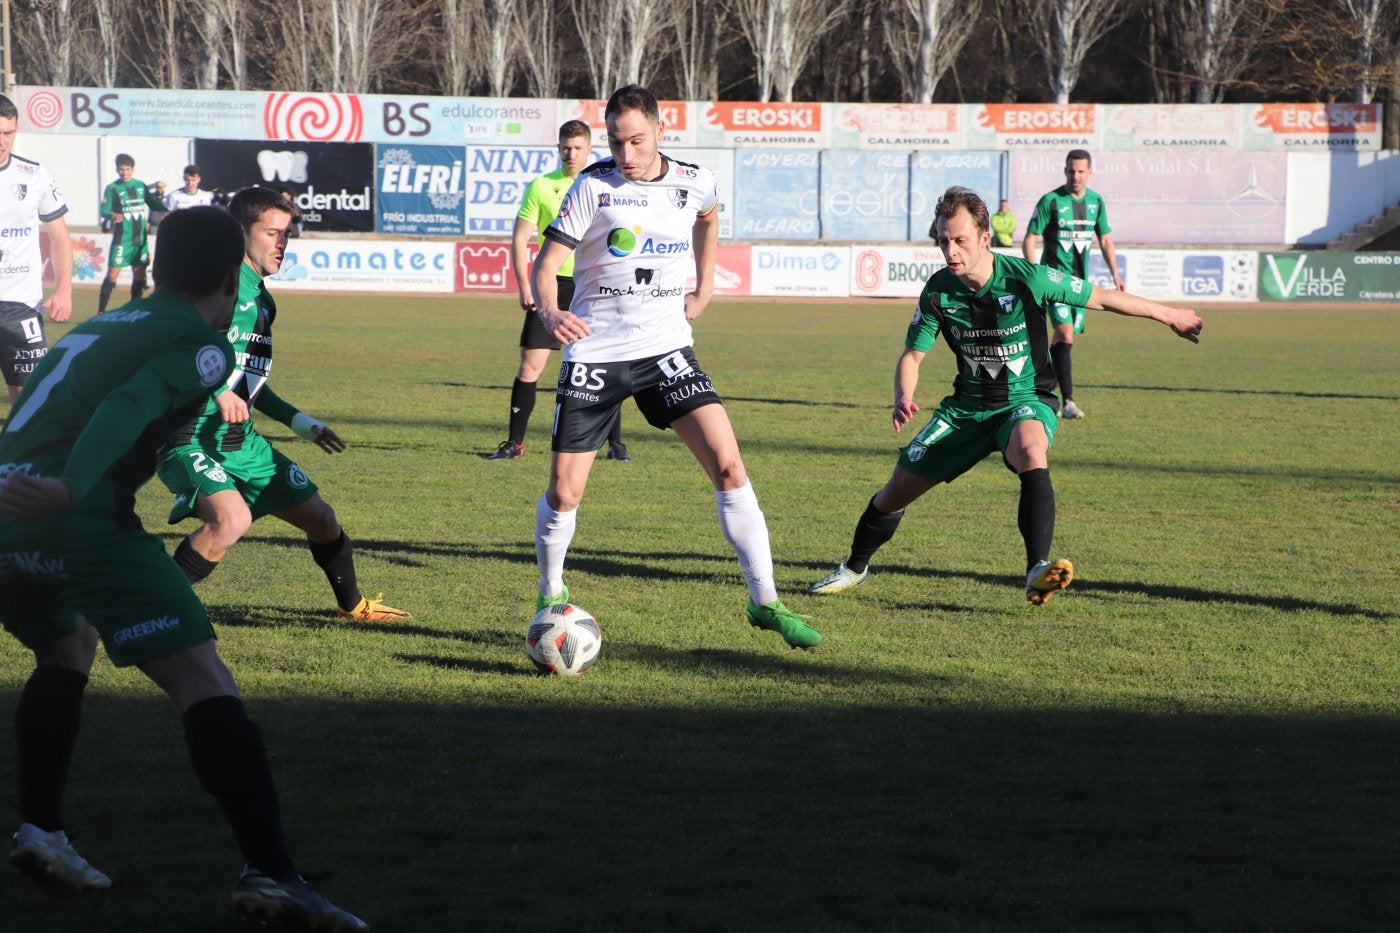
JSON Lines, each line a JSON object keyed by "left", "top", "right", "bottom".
{"left": 102, "top": 178, "right": 165, "bottom": 266}
{"left": 517, "top": 169, "right": 576, "bottom": 278}
{"left": 0, "top": 290, "right": 232, "bottom": 530}
{"left": 1026, "top": 185, "right": 1111, "bottom": 280}
{"left": 907, "top": 254, "right": 1090, "bottom": 409}
{"left": 164, "top": 263, "right": 299, "bottom": 454}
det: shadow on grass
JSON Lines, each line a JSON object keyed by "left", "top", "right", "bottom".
{"left": 3, "top": 688, "right": 1395, "bottom": 931}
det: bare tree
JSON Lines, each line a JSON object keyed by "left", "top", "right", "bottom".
{"left": 673, "top": 0, "right": 732, "bottom": 100}
{"left": 883, "top": 0, "right": 981, "bottom": 103}
{"left": 90, "top": 0, "right": 119, "bottom": 87}
{"left": 618, "top": 5, "right": 676, "bottom": 87}
{"left": 126, "top": 0, "right": 184, "bottom": 89}
{"left": 1340, "top": 0, "right": 1400, "bottom": 102}
{"left": 12, "top": 0, "right": 78, "bottom": 85}
{"left": 475, "top": 0, "right": 521, "bottom": 97}
{"left": 1024, "top": 0, "right": 1129, "bottom": 103}
{"left": 732, "top": 0, "right": 852, "bottom": 102}
{"left": 570, "top": 0, "right": 626, "bottom": 97}
{"left": 1168, "top": 0, "right": 1282, "bottom": 103}
{"left": 265, "top": 0, "right": 317, "bottom": 91}
{"left": 191, "top": 0, "right": 249, "bottom": 89}
{"left": 514, "top": 1, "right": 563, "bottom": 98}
{"left": 439, "top": 0, "right": 481, "bottom": 96}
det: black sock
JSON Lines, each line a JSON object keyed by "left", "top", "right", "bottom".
{"left": 16, "top": 666, "right": 88, "bottom": 831}
{"left": 1051, "top": 343, "right": 1073, "bottom": 402}
{"left": 97, "top": 279, "right": 116, "bottom": 313}
{"left": 847, "top": 496, "right": 904, "bottom": 574}
{"left": 507, "top": 379, "right": 536, "bottom": 446}
{"left": 183, "top": 696, "right": 296, "bottom": 880}
{"left": 131, "top": 267, "right": 147, "bottom": 301}
{"left": 309, "top": 530, "right": 359, "bottom": 611}
{"left": 607, "top": 410, "right": 623, "bottom": 448}
{"left": 174, "top": 536, "right": 220, "bottom": 584}
{"left": 1018, "top": 468, "right": 1056, "bottom": 571}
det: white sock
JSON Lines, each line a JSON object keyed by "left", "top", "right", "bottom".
{"left": 716, "top": 481, "right": 778, "bottom": 606}
{"left": 535, "top": 494, "right": 576, "bottom": 599}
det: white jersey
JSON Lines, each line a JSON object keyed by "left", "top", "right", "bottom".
{"left": 164, "top": 187, "right": 215, "bottom": 211}
{"left": 0, "top": 155, "right": 67, "bottom": 307}
{"left": 544, "top": 155, "right": 718, "bottom": 363}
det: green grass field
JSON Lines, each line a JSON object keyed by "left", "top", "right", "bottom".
{"left": 3, "top": 291, "right": 1398, "bottom": 931}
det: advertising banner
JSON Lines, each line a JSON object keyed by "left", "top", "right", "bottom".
{"left": 688, "top": 244, "right": 753, "bottom": 296}
{"left": 698, "top": 101, "right": 826, "bottom": 148}
{"left": 193, "top": 138, "right": 375, "bottom": 232}
{"left": 1102, "top": 104, "right": 1241, "bottom": 151}
{"left": 1245, "top": 104, "right": 1382, "bottom": 151}
{"left": 455, "top": 241, "right": 517, "bottom": 292}
{"left": 969, "top": 104, "right": 1100, "bottom": 150}
{"left": 558, "top": 99, "right": 696, "bottom": 147}
{"left": 1009, "top": 149, "right": 1287, "bottom": 246}
{"left": 462, "top": 144, "right": 603, "bottom": 235}
{"left": 1127, "top": 249, "right": 1257, "bottom": 302}
{"left": 748, "top": 245, "right": 849, "bottom": 297}
{"left": 269, "top": 239, "right": 455, "bottom": 292}
{"left": 375, "top": 144, "right": 466, "bottom": 235}
{"left": 820, "top": 151, "right": 912, "bottom": 241}
{"left": 732, "top": 150, "right": 821, "bottom": 240}
{"left": 850, "top": 245, "right": 947, "bottom": 298}
{"left": 909, "top": 151, "right": 1005, "bottom": 239}
{"left": 1258, "top": 252, "right": 1400, "bottom": 302}
{"left": 828, "top": 103, "right": 966, "bottom": 149}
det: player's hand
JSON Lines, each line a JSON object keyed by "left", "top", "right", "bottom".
{"left": 892, "top": 398, "right": 920, "bottom": 432}
{"left": 215, "top": 391, "right": 249, "bottom": 423}
{"left": 45, "top": 291, "right": 72, "bottom": 323}
{"left": 541, "top": 308, "right": 590, "bottom": 344}
{"left": 518, "top": 290, "right": 536, "bottom": 312}
{"left": 309, "top": 424, "right": 346, "bottom": 454}
{"left": 110, "top": 212, "right": 123, "bottom": 225}
{"left": 1165, "top": 307, "right": 1203, "bottom": 343}
{"left": 684, "top": 292, "right": 711, "bottom": 321}
{"left": 0, "top": 472, "right": 72, "bottom": 517}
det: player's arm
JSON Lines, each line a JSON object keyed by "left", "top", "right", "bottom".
{"left": 533, "top": 236, "right": 589, "bottom": 344}
{"left": 1098, "top": 233, "right": 1124, "bottom": 289}
{"left": 102, "top": 185, "right": 122, "bottom": 226}
{"left": 1086, "top": 286, "right": 1202, "bottom": 342}
{"left": 685, "top": 205, "right": 718, "bottom": 322}
{"left": 144, "top": 184, "right": 167, "bottom": 213}
{"left": 253, "top": 385, "right": 345, "bottom": 453}
{"left": 511, "top": 216, "right": 537, "bottom": 310}
{"left": 41, "top": 215, "right": 72, "bottom": 323}
{"left": 892, "top": 347, "right": 926, "bottom": 433}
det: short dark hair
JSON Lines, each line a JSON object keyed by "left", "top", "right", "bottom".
{"left": 152, "top": 207, "right": 245, "bottom": 296}
{"left": 933, "top": 186, "right": 990, "bottom": 235}
{"left": 228, "top": 186, "right": 295, "bottom": 233}
{"left": 116, "top": 153, "right": 135, "bottom": 168}
{"left": 1066, "top": 149, "right": 1092, "bottom": 166}
{"left": 183, "top": 164, "right": 201, "bottom": 177}
{"left": 0, "top": 95, "right": 17, "bottom": 121}
{"left": 605, "top": 85, "right": 660, "bottom": 122}
{"left": 558, "top": 120, "right": 590, "bottom": 143}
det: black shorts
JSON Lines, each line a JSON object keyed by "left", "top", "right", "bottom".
{"left": 519, "top": 276, "right": 576, "bottom": 350}
{"left": 0, "top": 301, "right": 47, "bottom": 387}
{"left": 551, "top": 347, "right": 722, "bottom": 453}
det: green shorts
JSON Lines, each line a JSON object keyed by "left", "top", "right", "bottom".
{"left": 158, "top": 432, "right": 319, "bottom": 524}
{"left": 1048, "top": 302, "right": 1086, "bottom": 334}
{"left": 896, "top": 397, "right": 1059, "bottom": 485}
{"left": 108, "top": 236, "right": 150, "bottom": 269}
{"left": 0, "top": 528, "right": 213, "bottom": 667}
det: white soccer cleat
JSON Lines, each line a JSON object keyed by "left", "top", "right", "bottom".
{"left": 10, "top": 823, "right": 112, "bottom": 890}
{"left": 808, "top": 561, "right": 869, "bottom": 595}
{"left": 1061, "top": 400, "right": 1086, "bottom": 419}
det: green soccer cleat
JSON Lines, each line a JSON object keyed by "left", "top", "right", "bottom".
{"left": 1026, "top": 558, "right": 1074, "bottom": 606}
{"left": 746, "top": 599, "right": 822, "bottom": 649}
{"left": 808, "top": 561, "right": 868, "bottom": 595}
{"left": 10, "top": 824, "right": 111, "bottom": 890}
{"left": 232, "top": 867, "right": 369, "bottom": 932}
{"left": 535, "top": 583, "right": 569, "bottom": 613}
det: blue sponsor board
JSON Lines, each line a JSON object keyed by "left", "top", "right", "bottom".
{"left": 820, "top": 151, "right": 911, "bottom": 241}
{"left": 908, "top": 151, "right": 1006, "bottom": 239}
{"left": 733, "top": 150, "right": 820, "bottom": 240}
{"left": 1181, "top": 254, "right": 1225, "bottom": 297}
{"left": 376, "top": 144, "right": 466, "bottom": 235}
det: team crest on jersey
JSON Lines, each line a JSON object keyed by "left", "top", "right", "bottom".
{"left": 196, "top": 345, "right": 226, "bottom": 387}
{"left": 10, "top": 184, "right": 26, "bottom": 200}
{"left": 997, "top": 295, "right": 1015, "bottom": 313}
{"left": 558, "top": 192, "right": 573, "bottom": 219}
{"left": 905, "top": 442, "right": 927, "bottom": 462}
{"left": 286, "top": 463, "right": 309, "bottom": 489}
{"left": 668, "top": 188, "right": 688, "bottom": 209}
{"left": 598, "top": 192, "right": 610, "bottom": 207}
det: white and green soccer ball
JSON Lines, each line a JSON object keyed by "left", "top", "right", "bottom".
{"left": 526, "top": 604, "right": 602, "bottom": 676}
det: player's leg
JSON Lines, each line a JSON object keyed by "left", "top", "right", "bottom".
{"left": 97, "top": 256, "right": 122, "bottom": 314}
{"left": 1049, "top": 309, "right": 1083, "bottom": 418}
{"left": 175, "top": 489, "right": 253, "bottom": 583}
{"left": 130, "top": 261, "right": 149, "bottom": 302}
{"left": 491, "top": 306, "right": 562, "bottom": 460}
{"left": 272, "top": 492, "right": 409, "bottom": 622}
{"left": 0, "top": 302, "right": 46, "bottom": 404}
{"left": 159, "top": 444, "right": 254, "bottom": 584}
{"left": 1000, "top": 410, "right": 1073, "bottom": 604}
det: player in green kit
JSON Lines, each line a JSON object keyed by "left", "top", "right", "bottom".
{"left": 1023, "top": 149, "right": 1123, "bottom": 419}
{"left": 0, "top": 207, "right": 368, "bottom": 931}
{"left": 810, "top": 187, "right": 1201, "bottom": 605}
{"left": 490, "top": 120, "right": 629, "bottom": 461}
{"left": 156, "top": 187, "right": 408, "bottom": 623}
{"left": 97, "top": 153, "right": 166, "bottom": 314}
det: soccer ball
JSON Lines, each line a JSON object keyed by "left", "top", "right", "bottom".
{"left": 525, "top": 604, "right": 602, "bottom": 676}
